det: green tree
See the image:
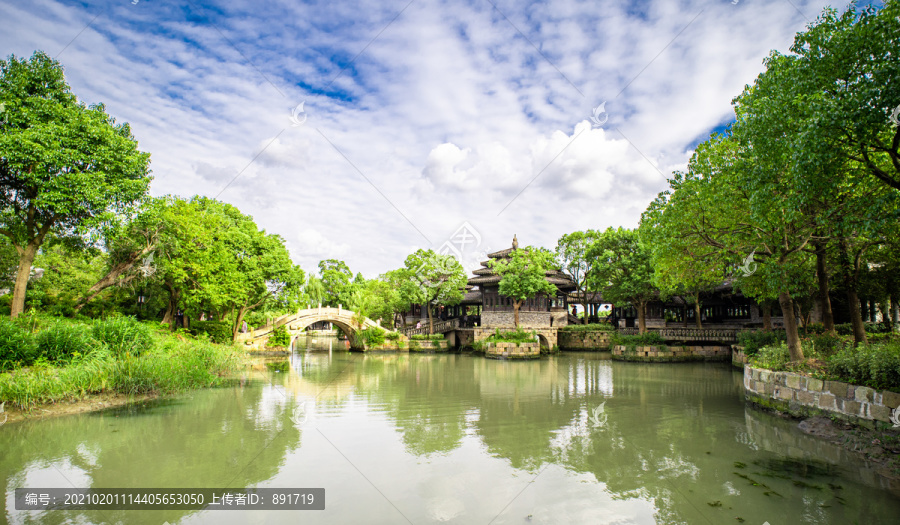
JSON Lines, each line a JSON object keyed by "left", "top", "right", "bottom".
{"left": 786, "top": 2, "right": 900, "bottom": 191}
{"left": 318, "top": 259, "right": 353, "bottom": 308}
{"left": 403, "top": 249, "right": 466, "bottom": 333}
{"left": 639, "top": 214, "right": 724, "bottom": 329}
{"left": 586, "top": 228, "right": 656, "bottom": 334}
{"left": 0, "top": 51, "right": 152, "bottom": 318}
{"left": 74, "top": 196, "right": 169, "bottom": 312}
{"left": 489, "top": 246, "right": 557, "bottom": 329}
{"left": 556, "top": 230, "right": 600, "bottom": 324}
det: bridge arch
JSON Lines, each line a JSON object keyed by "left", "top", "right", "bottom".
{"left": 235, "top": 307, "right": 390, "bottom": 351}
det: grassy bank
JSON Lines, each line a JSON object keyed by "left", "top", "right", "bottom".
{"left": 0, "top": 314, "right": 247, "bottom": 410}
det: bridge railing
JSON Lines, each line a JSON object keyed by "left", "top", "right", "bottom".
{"left": 618, "top": 327, "right": 745, "bottom": 343}
{"left": 399, "top": 318, "right": 459, "bottom": 337}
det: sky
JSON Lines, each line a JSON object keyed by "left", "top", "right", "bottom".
{"left": 0, "top": 0, "right": 849, "bottom": 278}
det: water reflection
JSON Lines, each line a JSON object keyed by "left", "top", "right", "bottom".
{"left": 2, "top": 336, "right": 898, "bottom": 525}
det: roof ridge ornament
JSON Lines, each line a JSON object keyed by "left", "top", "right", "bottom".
{"left": 512, "top": 234, "right": 518, "bottom": 250}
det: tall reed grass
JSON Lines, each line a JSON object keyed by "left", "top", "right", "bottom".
{"left": 0, "top": 317, "right": 246, "bottom": 409}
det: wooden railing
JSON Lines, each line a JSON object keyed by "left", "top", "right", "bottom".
{"left": 618, "top": 327, "right": 744, "bottom": 343}
{"left": 400, "top": 318, "right": 459, "bottom": 337}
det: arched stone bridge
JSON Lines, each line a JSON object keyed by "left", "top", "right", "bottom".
{"left": 234, "top": 306, "right": 389, "bottom": 350}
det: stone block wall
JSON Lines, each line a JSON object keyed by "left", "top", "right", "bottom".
{"left": 558, "top": 330, "right": 612, "bottom": 350}
{"left": 481, "top": 311, "right": 551, "bottom": 328}
{"left": 474, "top": 327, "right": 558, "bottom": 348}
{"left": 743, "top": 365, "right": 900, "bottom": 430}
{"left": 732, "top": 346, "right": 748, "bottom": 368}
{"left": 485, "top": 342, "right": 540, "bottom": 359}
{"left": 409, "top": 339, "right": 449, "bottom": 352}
{"left": 611, "top": 345, "right": 731, "bottom": 362}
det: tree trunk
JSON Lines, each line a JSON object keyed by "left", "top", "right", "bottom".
{"left": 514, "top": 300, "right": 521, "bottom": 328}
{"left": 892, "top": 293, "right": 899, "bottom": 332}
{"left": 582, "top": 300, "right": 589, "bottom": 324}
{"left": 74, "top": 244, "right": 155, "bottom": 311}
{"left": 694, "top": 297, "right": 702, "bottom": 329}
{"left": 838, "top": 238, "right": 867, "bottom": 345}
{"left": 814, "top": 242, "right": 835, "bottom": 333}
{"left": 10, "top": 243, "right": 40, "bottom": 319}
{"left": 233, "top": 305, "right": 249, "bottom": 341}
{"left": 427, "top": 303, "right": 434, "bottom": 334}
{"left": 762, "top": 302, "right": 772, "bottom": 331}
{"left": 879, "top": 300, "right": 892, "bottom": 332}
{"left": 162, "top": 282, "right": 178, "bottom": 328}
{"left": 778, "top": 292, "right": 804, "bottom": 362}
{"left": 847, "top": 288, "right": 868, "bottom": 345}
{"left": 637, "top": 301, "right": 647, "bottom": 334}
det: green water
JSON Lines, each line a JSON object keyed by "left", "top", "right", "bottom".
{"left": 2, "top": 336, "right": 899, "bottom": 524}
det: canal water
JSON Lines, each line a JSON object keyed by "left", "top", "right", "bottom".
{"left": 2, "top": 335, "right": 899, "bottom": 524}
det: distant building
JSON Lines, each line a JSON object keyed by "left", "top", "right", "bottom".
{"left": 465, "top": 235, "right": 576, "bottom": 329}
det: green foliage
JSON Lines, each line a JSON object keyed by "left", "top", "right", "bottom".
{"left": 91, "top": 316, "right": 153, "bottom": 358}
{"left": 736, "top": 330, "right": 788, "bottom": 356}
{"left": 401, "top": 249, "right": 467, "bottom": 332}
{"left": 586, "top": 228, "right": 656, "bottom": 332}
{"left": 385, "top": 331, "right": 401, "bottom": 341}
{"left": 558, "top": 323, "right": 615, "bottom": 332}
{"left": 35, "top": 321, "right": 94, "bottom": 363}
{"left": 0, "top": 319, "right": 37, "bottom": 370}
{"left": 0, "top": 336, "right": 245, "bottom": 409}
{"left": 834, "top": 322, "right": 892, "bottom": 336}
{"left": 0, "top": 51, "right": 152, "bottom": 316}
{"left": 358, "top": 327, "right": 386, "bottom": 346}
{"left": 410, "top": 333, "right": 445, "bottom": 341}
{"left": 485, "top": 328, "right": 537, "bottom": 344}
{"left": 827, "top": 343, "right": 900, "bottom": 392}
{"left": 803, "top": 323, "right": 828, "bottom": 335}
{"left": 267, "top": 325, "right": 291, "bottom": 348}
{"left": 556, "top": 230, "right": 601, "bottom": 322}
{"left": 802, "top": 333, "right": 847, "bottom": 358}
{"left": 610, "top": 331, "right": 664, "bottom": 347}
{"left": 318, "top": 259, "right": 353, "bottom": 307}
{"left": 750, "top": 343, "right": 793, "bottom": 370}
{"left": 191, "top": 320, "right": 233, "bottom": 344}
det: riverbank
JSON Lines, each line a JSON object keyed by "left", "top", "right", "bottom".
{"left": 1, "top": 391, "right": 161, "bottom": 425}
{"left": 0, "top": 315, "right": 248, "bottom": 413}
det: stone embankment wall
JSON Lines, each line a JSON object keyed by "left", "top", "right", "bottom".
{"left": 611, "top": 345, "right": 731, "bottom": 362}
{"left": 409, "top": 339, "right": 449, "bottom": 352}
{"left": 558, "top": 330, "right": 612, "bottom": 351}
{"left": 743, "top": 365, "right": 900, "bottom": 430}
{"left": 485, "top": 342, "right": 540, "bottom": 359}
{"left": 732, "top": 346, "right": 748, "bottom": 368}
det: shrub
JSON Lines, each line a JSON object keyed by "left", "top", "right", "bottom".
{"left": 486, "top": 328, "right": 537, "bottom": 344}
{"left": 385, "top": 331, "right": 401, "bottom": 341}
{"left": 267, "top": 325, "right": 291, "bottom": 347}
{"left": 610, "top": 331, "right": 664, "bottom": 347}
{"left": 834, "top": 322, "right": 890, "bottom": 336}
{"left": 36, "top": 322, "right": 96, "bottom": 363}
{"left": 0, "top": 319, "right": 38, "bottom": 370}
{"left": 803, "top": 323, "right": 828, "bottom": 335}
{"left": 736, "top": 330, "right": 787, "bottom": 355}
{"left": 410, "top": 333, "right": 445, "bottom": 341}
{"left": 191, "top": 321, "right": 233, "bottom": 344}
{"left": 559, "top": 323, "right": 615, "bottom": 332}
{"left": 750, "top": 343, "right": 792, "bottom": 370}
{"left": 834, "top": 323, "right": 854, "bottom": 336}
{"left": 828, "top": 343, "right": 900, "bottom": 392}
{"left": 358, "top": 327, "right": 386, "bottom": 346}
{"left": 804, "top": 333, "right": 848, "bottom": 358}
{"left": 92, "top": 316, "right": 154, "bottom": 358}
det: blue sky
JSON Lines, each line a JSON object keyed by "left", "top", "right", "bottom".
{"left": 1, "top": 0, "right": 845, "bottom": 277}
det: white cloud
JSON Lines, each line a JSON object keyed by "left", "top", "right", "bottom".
{"left": 0, "top": 0, "right": 839, "bottom": 277}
